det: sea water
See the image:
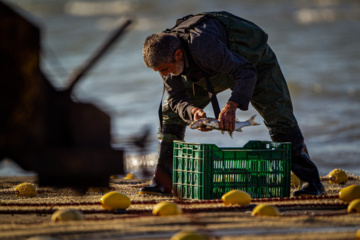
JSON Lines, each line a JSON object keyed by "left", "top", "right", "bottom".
{"left": 3, "top": 0, "right": 360, "bottom": 176}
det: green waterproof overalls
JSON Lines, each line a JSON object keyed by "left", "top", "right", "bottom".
{"left": 149, "top": 11, "right": 324, "bottom": 196}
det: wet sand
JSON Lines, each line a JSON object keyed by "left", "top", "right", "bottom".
{"left": 0, "top": 175, "right": 359, "bottom": 240}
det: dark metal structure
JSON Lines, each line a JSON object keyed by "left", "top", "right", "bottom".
{"left": 0, "top": 2, "right": 131, "bottom": 189}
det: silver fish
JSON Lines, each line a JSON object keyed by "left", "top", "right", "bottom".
{"left": 190, "top": 115, "right": 260, "bottom": 138}
{"left": 189, "top": 118, "right": 210, "bottom": 129}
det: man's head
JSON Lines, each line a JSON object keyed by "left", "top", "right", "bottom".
{"left": 142, "top": 33, "right": 184, "bottom": 77}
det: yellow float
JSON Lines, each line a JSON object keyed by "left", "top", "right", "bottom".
{"left": 339, "top": 185, "right": 360, "bottom": 202}
{"left": 123, "top": 172, "right": 137, "bottom": 179}
{"left": 51, "top": 209, "right": 84, "bottom": 222}
{"left": 14, "top": 182, "right": 37, "bottom": 197}
{"left": 221, "top": 189, "right": 251, "bottom": 206}
{"left": 251, "top": 204, "right": 280, "bottom": 217}
{"left": 291, "top": 172, "right": 300, "bottom": 188}
{"left": 348, "top": 199, "right": 360, "bottom": 213}
{"left": 152, "top": 202, "right": 182, "bottom": 216}
{"left": 110, "top": 175, "right": 120, "bottom": 179}
{"left": 100, "top": 191, "right": 131, "bottom": 210}
{"left": 328, "top": 169, "right": 348, "bottom": 184}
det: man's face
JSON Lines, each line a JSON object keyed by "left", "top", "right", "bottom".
{"left": 152, "top": 48, "right": 184, "bottom": 77}
{"left": 153, "top": 60, "right": 184, "bottom": 77}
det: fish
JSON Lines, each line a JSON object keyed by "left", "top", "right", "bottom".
{"left": 189, "top": 118, "right": 211, "bottom": 129}
{"left": 190, "top": 115, "right": 260, "bottom": 138}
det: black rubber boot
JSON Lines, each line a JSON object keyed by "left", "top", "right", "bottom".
{"left": 291, "top": 143, "right": 326, "bottom": 197}
{"left": 139, "top": 124, "right": 186, "bottom": 195}
{"left": 270, "top": 126, "right": 326, "bottom": 197}
{"left": 138, "top": 141, "right": 174, "bottom": 195}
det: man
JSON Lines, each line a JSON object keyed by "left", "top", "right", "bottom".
{"left": 139, "top": 11, "right": 326, "bottom": 197}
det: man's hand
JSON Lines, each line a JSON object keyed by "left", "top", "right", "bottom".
{"left": 191, "top": 108, "right": 206, "bottom": 121}
{"left": 218, "top": 101, "right": 239, "bottom": 131}
{"left": 191, "top": 108, "right": 211, "bottom": 132}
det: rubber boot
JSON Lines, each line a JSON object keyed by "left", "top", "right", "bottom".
{"left": 270, "top": 126, "right": 326, "bottom": 197}
{"left": 139, "top": 124, "right": 186, "bottom": 195}
{"left": 138, "top": 141, "right": 174, "bottom": 195}
{"left": 291, "top": 142, "right": 326, "bottom": 196}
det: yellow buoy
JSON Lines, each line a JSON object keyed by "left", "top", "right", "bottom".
{"left": 170, "top": 230, "right": 209, "bottom": 240}
{"left": 51, "top": 209, "right": 84, "bottom": 222}
{"left": 251, "top": 204, "right": 280, "bottom": 217}
{"left": 14, "top": 182, "right": 37, "bottom": 197}
{"left": 152, "top": 202, "right": 182, "bottom": 216}
{"left": 328, "top": 169, "right": 348, "bottom": 184}
{"left": 291, "top": 172, "right": 301, "bottom": 188}
{"left": 339, "top": 185, "right": 360, "bottom": 202}
{"left": 100, "top": 191, "right": 131, "bottom": 210}
{"left": 123, "top": 172, "right": 137, "bottom": 180}
{"left": 221, "top": 189, "right": 251, "bottom": 206}
{"left": 348, "top": 199, "right": 360, "bottom": 213}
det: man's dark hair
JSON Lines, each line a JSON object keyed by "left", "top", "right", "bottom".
{"left": 142, "top": 33, "right": 181, "bottom": 68}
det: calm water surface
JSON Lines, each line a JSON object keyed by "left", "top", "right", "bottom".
{"left": 6, "top": 0, "right": 360, "bottom": 175}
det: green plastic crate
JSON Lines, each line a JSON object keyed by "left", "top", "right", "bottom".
{"left": 173, "top": 140, "right": 291, "bottom": 200}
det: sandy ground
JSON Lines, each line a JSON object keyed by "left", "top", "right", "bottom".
{"left": 0, "top": 174, "right": 360, "bottom": 240}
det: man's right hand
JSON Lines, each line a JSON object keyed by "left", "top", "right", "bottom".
{"left": 191, "top": 108, "right": 212, "bottom": 132}
{"left": 191, "top": 108, "right": 206, "bottom": 121}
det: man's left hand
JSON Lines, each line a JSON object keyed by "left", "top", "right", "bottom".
{"left": 218, "top": 101, "right": 239, "bottom": 131}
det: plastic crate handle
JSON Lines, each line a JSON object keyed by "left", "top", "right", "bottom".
{"left": 182, "top": 147, "right": 193, "bottom": 156}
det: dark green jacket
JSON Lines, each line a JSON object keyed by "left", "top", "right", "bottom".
{"left": 163, "top": 11, "right": 297, "bottom": 130}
